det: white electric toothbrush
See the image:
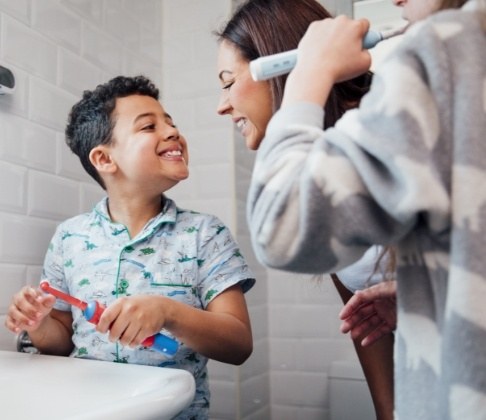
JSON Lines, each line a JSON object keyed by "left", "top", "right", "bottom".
{"left": 250, "top": 26, "right": 407, "bottom": 81}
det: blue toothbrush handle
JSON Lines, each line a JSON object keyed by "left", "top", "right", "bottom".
{"left": 250, "top": 30, "right": 387, "bottom": 81}
{"left": 145, "top": 333, "right": 179, "bottom": 357}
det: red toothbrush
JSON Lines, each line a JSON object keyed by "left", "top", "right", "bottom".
{"left": 40, "top": 281, "right": 178, "bottom": 356}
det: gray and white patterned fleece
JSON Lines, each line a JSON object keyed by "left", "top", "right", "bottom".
{"left": 248, "top": 2, "right": 486, "bottom": 419}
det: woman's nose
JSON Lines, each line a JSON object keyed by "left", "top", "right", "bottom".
{"left": 217, "top": 93, "right": 231, "bottom": 115}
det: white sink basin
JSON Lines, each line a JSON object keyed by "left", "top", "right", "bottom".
{"left": 0, "top": 350, "right": 195, "bottom": 420}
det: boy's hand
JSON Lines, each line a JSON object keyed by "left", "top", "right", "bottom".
{"left": 5, "top": 286, "right": 56, "bottom": 334}
{"left": 96, "top": 295, "right": 167, "bottom": 348}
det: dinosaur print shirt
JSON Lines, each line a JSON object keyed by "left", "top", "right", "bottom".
{"left": 42, "top": 196, "right": 255, "bottom": 419}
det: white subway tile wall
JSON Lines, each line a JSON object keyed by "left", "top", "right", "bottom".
{"left": 2, "top": 15, "right": 58, "bottom": 83}
{"left": 0, "top": 0, "right": 166, "bottom": 357}
{"left": 0, "top": 0, "right": 361, "bottom": 419}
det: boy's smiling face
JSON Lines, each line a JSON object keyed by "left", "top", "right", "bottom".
{"left": 108, "top": 94, "right": 189, "bottom": 194}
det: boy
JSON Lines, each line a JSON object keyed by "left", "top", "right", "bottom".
{"left": 5, "top": 75, "right": 255, "bottom": 419}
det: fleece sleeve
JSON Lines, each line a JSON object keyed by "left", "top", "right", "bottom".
{"left": 247, "top": 31, "right": 451, "bottom": 274}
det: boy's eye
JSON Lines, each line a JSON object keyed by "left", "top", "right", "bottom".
{"left": 142, "top": 124, "right": 155, "bottom": 130}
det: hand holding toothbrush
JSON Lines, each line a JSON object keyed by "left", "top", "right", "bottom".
{"left": 39, "top": 281, "right": 178, "bottom": 357}
{"left": 296, "top": 15, "right": 372, "bottom": 83}
{"left": 282, "top": 16, "right": 372, "bottom": 108}
{"left": 94, "top": 294, "right": 178, "bottom": 354}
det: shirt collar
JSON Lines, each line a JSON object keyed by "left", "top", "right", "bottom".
{"left": 94, "top": 195, "right": 178, "bottom": 237}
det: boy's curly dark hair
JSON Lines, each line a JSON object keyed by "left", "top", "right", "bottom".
{"left": 65, "top": 75, "right": 159, "bottom": 189}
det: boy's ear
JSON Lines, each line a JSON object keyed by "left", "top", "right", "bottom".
{"left": 89, "top": 145, "right": 117, "bottom": 174}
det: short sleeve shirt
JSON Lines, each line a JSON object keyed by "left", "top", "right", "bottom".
{"left": 42, "top": 196, "right": 255, "bottom": 418}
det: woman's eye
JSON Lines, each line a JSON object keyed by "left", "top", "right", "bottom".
{"left": 222, "top": 81, "right": 234, "bottom": 90}
{"left": 142, "top": 124, "right": 155, "bottom": 131}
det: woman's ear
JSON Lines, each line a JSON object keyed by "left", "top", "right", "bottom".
{"left": 89, "top": 145, "right": 117, "bottom": 175}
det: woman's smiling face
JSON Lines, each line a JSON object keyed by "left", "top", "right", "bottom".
{"left": 216, "top": 40, "right": 274, "bottom": 151}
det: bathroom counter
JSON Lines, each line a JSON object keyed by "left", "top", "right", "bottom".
{"left": 0, "top": 350, "right": 195, "bottom": 420}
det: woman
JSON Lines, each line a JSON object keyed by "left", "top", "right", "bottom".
{"left": 246, "top": 0, "right": 484, "bottom": 418}
{"left": 215, "top": 1, "right": 394, "bottom": 419}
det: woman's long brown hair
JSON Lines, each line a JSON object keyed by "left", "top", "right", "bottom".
{"left": 438, "top": 0, "right": 468, "bottom": 9}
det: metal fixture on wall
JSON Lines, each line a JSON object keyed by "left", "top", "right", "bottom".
{"left": 0, "top": 65, "right": 15, "bottom": 95}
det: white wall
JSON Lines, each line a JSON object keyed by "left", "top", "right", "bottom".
{"left": 0, "top": 0, "right": 163, "bottom": 349}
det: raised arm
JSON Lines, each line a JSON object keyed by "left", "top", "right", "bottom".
{"left": 247, "top": 17, "right": 447, "bottom": 274}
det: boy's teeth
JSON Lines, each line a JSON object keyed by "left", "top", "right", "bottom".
{"left": 163, "top": 150, "right": 182, "bottom": 157}
{"left": 236, "top": 119, "right": 246, "bottom": 129}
